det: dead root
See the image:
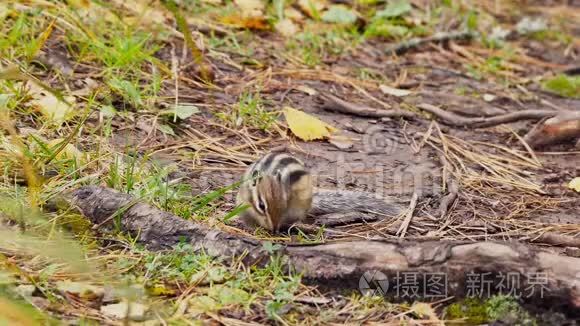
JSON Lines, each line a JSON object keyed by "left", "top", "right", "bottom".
{"left": 321, "top": 93, "right": 418, "bottom": 120}
{"left": 416, "top": 103, "right": 557, "bottom": 128}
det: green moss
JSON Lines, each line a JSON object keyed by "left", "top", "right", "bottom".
{"left": 529, "top": 30, "right": 573, "bottom": 45}
{"left": 486, "top": 295, "right": 536, "bottom": 325}
{"left": 446, "top": 298, "right": 488, "bottom": 324}
{"left": 445, "top": 296, "right": 537, "bottom": 325}
{"left": 542, "top": 74, "right": 580, "bottom": 99}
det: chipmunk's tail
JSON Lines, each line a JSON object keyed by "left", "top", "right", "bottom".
{"left": 310, "top": 189, "right": 404, "bottom": 216}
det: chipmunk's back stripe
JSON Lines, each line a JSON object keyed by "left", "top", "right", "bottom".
{"left": 287, "top": 169, "right": 308, "bottom": 185}
{"left": 274, "top": 156, "right": 300, "bottom": 172}
{"left": 257, "top": 152, "right": 278, "bottom": 171}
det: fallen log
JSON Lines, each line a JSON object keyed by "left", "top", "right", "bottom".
{"left": 523, "top": 111, "right": 580, "bottom": 149}
{"left": 68, "top": 186, "right": 580, "bottom": 316}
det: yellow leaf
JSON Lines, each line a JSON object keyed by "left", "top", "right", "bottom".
{"left": 27, "top": 82, "right": 75, "bottom": 125}
{"left": 568, "top": 177, "right": 580, "bottom": 192}
{"left": 46, "top": 138, "right": 86, "bottom": 165}
{"left": 220, "top": 15, "right": 270, "bottom": 30}
{"left": 67, "top": 0, "right": 91, "bottom": 9}
{"left": 283, "top": 107, "right": 337, "bottom": 141}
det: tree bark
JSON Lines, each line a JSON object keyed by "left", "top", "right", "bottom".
{"left": 68, "top": 186, "right": 580, "bottom": 316}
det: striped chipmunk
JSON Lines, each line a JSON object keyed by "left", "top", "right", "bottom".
{"left": 236, "top": 151, "right": 403, "bottom": 233}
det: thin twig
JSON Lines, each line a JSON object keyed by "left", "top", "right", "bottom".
{"left": 385, "top": 30, "right": 477, "bottom": 55}
{"left": 397, "top": 192, "right": 419, "bottom": 238}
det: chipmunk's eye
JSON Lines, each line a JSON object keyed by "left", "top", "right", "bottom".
{"left": 257, "top": 198, "right": 266, "bottom": 213}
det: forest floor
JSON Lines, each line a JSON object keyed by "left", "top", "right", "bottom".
{"left": 0, "top": 0, "right": 579, "bottom": 324}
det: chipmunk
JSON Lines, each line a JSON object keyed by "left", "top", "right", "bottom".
{"left": 236, "top": 152, "right": 402, "bottom": 233}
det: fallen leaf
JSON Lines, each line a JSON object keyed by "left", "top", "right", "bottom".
{"left": 0, "top": 93, "right": 11, "bottom": 108}
{"left": 56, "top": 280, "right": 104, "bottom": 300}
{"left": 1, "top": 136, "right": 23, "bottom": 157}
{"left": 160, "top": 104, "right": 200, "bottom": 120}
{"left": 516, "top": 17, "right": 547, "bottom": 35}
{"left": 234, "top": 0, "right": 264, "bottom": 17}
{"left": 379, "top": 84, "right": 412, "bottom": 97}
{"left": 15, "top": 285, "right": 36, "bottom": 298}
{"left": 328, "top": 134, "right": 355, "bottom": 150}
{"left": 67, "top": 0, "right": 91, "bottom": 8}
{"left": 322, "top": 5, "right": 357, "bottom": 24}
{"left": 100, "top": 105, "right": 117, "bottom": 118}
{"left": 190, "top": 266, "right": 227, "bottom": 285}
{"left": 27, "top": 82, "right": 75, "bottom": 125}
{"left": 208, "top": 285, "right": 250, "bottom": 306}
{"left": 375, "top": 0, "right": 411, "bottom": 18}
{"left": 220, "top": 15, "right": 270, "bottom": 30}
{"left": 100, "top": 301, "right": 147, "bottom": 320}
{"left": 188, "top": 296, "right": 220, "bottom": 315}
{"left": 0, "top": 3, "right": 11, "bottom": 21}
{"left": 157, "top": 124, "right": 175, "bottom": 136}
{"left": 489, "top": 25, "right": 511, "bottom": 42}
{"left": 275, "top": 18, "right": 299, "bottom": 37}
{"left": 284, "top": 7, "right": 304, "bottom": 21}
{"left": 298, "top": 0, "right": 326, "bottom": 18}
{"left": 568, "top": 177, "right": 580, "bottom": 192}
{"left": 482, "top": 94, "right": 496, "bottom": 102}
{"left": 0, "top": 271, "right": 15, "bottom": 285}
{"left": 148, "top": 284, "right": 176, "bottom": 296}
{"left": 46, "top": 138, "right": 86, "bottom": 165}
{"left": 283, "top": 106, "right": 337, "bottom": 141}
{"left": 411, "top": 302, "right": 440, "bottom": 321}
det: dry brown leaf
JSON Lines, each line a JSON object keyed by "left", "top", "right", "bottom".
{"left": 283, "top": 106, "right": 337, "bottom": 141}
